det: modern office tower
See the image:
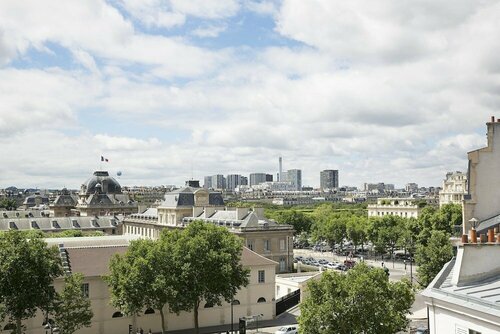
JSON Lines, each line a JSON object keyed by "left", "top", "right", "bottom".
{"left": 203, "top": 176, "right": 212, "bottom": 189}
{"left": 287, "top": 169, "right": 302, "bottom": 191}
{"left": 250, "top": 173, "right": 268, "bottom": 186}
{"left": 320, "top": 170, "right": 339, "bottom": 191}
{"left": 240, "top": 176, "right": 248, "bottom": 186}
{"left": 265, "top": 174, "right": 273, "bottom": 182}
{"left": 226, "top": 174, "right": 239, "bottom": 191}
{"left": 278, "top": 156, "right": 283, "bottom": 181}
{"left": 211, "top": 174, "right": 226, "bottom": 190}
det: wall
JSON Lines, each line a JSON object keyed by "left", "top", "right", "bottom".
{"left": 428, "top": 303, "right": 500, "bottom": 334}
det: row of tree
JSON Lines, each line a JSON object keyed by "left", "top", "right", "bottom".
{"left": 105, "top": 221, "right": 250, "bottom": 334}
{"left": 0, "top": 232, "right": 92, "bottom": 334}
{"left": 270, "top": 203, "right": 459, "bottom": 287}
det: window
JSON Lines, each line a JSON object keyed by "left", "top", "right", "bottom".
{"left": 247, "top": 240, "right": 254, "bottom": 251}
{"left": 81, "top": 283, "right": 89, "bottom": 298}
{"left": 469, "top": 330, "right": 481, "bottom": 334}
{"left": 264, "top": 239, "right": 270, "bottom": 252}
{"left": 112, "top": 311, "right": 123, "bottom": 318}
{"left": 280, "top": 239, "right": 285, "bottom": 250}
{"left": 279, "top": 258, "right": 286, "bottom": 272}
{"left": 257, "top": 297, "right": 266, "bottom": 303}
{"left": 258, "top": 270, "right": 265, "bottom": 283}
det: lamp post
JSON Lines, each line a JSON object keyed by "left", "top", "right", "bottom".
{"left": 43, "top": 318, "right": 60, "bottom": 334}
{"left": 231, "top": 299, "right": 234, "bottom": 334}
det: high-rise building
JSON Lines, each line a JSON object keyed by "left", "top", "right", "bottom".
{"left": 240, "top": 176, "right": 248, "bottom": 186}
{"left": 287, "top": 169, "right": 302, "bottom": 191}
{"left": 203, "top": 176, "right": 212, "bottom": 189}
{"left": 266, "top": 174, "right": 273, "bottom": 182}
{"left": 226, "top": 174, "right": 239, "bottom": 191}
{"left": 405, "top": 183, "right": 419, "bottom": 193}
{"left": 320, "top": 170, "right": 339, "bottom": 191}
{"left": 211, "top": 174, "right": 226, "bottom": 190}
{"left": 278, "top": 156, "right": 283, "bottom": 181}
{"left": 250, "top": 173, "right": 268, "bottom": 186}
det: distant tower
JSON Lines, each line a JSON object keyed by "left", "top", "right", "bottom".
{"left": 279, "top": 156, "right": 283, "bottom": 182}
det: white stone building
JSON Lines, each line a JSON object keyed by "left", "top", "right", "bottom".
{"left": 464, "top": 117, "right": 500, "bottom": 233}
{"left": 367, "top": 198, "right": 424, "bottom": 218}
{"left": 422, "top": 240, "right": 500, "bottom": 333}
{"left": 439, "top": 171, "right": 467, "bottom": 208}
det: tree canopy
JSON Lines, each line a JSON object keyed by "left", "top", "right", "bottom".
{"left": 52, "top": 273, "right": 93, "bottom": 334}
{"left": 106, "top": 221, "right": 250, "bottom": 334}
{"left": 0, "top": 232, "right": 63, "bottom": 334}
{"left": 299, "top": 263, "right": 414, "bottom": 334}
{"left": 415, "top": 230, "right": 454, "bottom": 287}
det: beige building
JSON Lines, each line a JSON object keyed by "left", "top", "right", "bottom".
{"left": 50, "top": 188, "right": 78, "bottom": 217}
{"left": 123, "top": 186, "right": 295, "bottom": 273}
{"left": 1, "top": 236, "right": 277, "bottom": 334}
{"left": 464, "top": 117, "right": 500, "bottom": 233}
{"left": 439, "top": 171, "right": 467, "bottom": 208}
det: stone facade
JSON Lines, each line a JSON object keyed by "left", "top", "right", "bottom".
{"left": 439, "top": 171, "right": 467, "bottom": 208}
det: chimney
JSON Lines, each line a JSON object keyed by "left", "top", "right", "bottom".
{"left": 461, "top": 234, "right": 468, "bottom": 244}
{"left": 469, "top": 227, "right": 477, "bottom": 243}
{"left": 488, "top": 229, "right": 495, "bottom": 243}
{"left": 491, "top": 116, "right": 495, "bottom": 123}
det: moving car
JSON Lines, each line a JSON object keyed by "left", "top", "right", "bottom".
{"left": 275, "top": 326, "right": 298, "bottom": 334}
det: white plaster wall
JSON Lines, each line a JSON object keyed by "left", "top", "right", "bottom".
{"left": 429, "top": 304, "right": 500, "bottom": 334}
{"left": 468, "top": 123, "right": 500, "bottom": 223}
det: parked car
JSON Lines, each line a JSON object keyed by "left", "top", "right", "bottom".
{"left": 275, "top": 326, "right": 298, "bottom": 334}
{"left": 344, "top": 259, "right": 356, "bottom": 269}
{"left": 415, "top": 327, "right": 428, "bottom": 334}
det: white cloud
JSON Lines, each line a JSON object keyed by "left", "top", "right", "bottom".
{"left": 191, "top": 24, "right": 228, "bottom": 38}
{"left": 1, "top": 0, "right": 500, "bottom": 189}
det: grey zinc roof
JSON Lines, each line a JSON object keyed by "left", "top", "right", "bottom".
{"left": 477, "top": 213, "right": 500, "bottom": 234}
{"left": 52, "top": 194, "right": 78, "bottom": 206}
{"left": 160, "top": 187, "right": 224, "bottom": 207}
{"left": 0, "top": 216, "right": 120, "bottom": 232}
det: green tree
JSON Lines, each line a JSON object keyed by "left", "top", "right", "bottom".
{"left": 346, "top": 216, "right": 368, "bottom": 251}
{"left": 311, "top": 214, "right": 346, "bottom": 251}
{"left": 0, "top": 198, "right": 17, "bottom": 210}
{"left": 269, "top": 210, "right": 313, "bottom": 234}
{"left": 172, "top": 221, "right": 250, "bottom": 334}
{"left": 415, "top": 230, "right": 453, "bottom": 287}
{"left": 299, "top": 263, "right": 414, "bottom": 334}
{"left": 105, "top": 238, "right": 177, "bottom": 334}
{"left": 52, "top": 273, "right": 93, "bottom": 334}
{"left": 368, "top": 216, "right": 404, "bottom": 265}
{"left": 0, "top": 232, "right": 63, "bottom": 334}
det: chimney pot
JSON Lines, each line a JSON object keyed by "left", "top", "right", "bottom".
{"left": 491, "top": 116, "right": 495, "bottom": 122}
{"left": 497, "top": 233, "right": 500, "bottom": 243}
{"left": 488, "top": 229, "right": 495, "bottom": 243}
{"left": 469, "top": 228, "right": 477, "bottom": 243}
{"left": 480, "top": 234, "right": 487, "bottom": 243}
{"left": 461, "top": 234, "right": 469, "bottom": 244}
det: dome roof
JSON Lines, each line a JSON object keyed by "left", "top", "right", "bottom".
{"left": 81, "top": 171, "right": 122, "bottom": 195}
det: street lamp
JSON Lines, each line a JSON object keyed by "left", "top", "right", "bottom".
{"left": 43, "top": 318, "right": 60, "bottom": 334}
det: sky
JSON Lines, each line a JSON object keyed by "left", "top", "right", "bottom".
{"left": 0, "top": 0, "right": 499, "bottom": 189}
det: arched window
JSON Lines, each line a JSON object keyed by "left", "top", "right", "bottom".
{"left": 4, "top": 324, "right": 16, "bottom": 330}
{"left": 257, "top": 297, "right": 266, "bottom": 303}
{"left": 231, "top": 300, "right": 240, "bottom": 305}
{"left": 204, "top": 302, "right": 214, "bottom": 308}
{"left": 145, "top": 308, "right": 155, "bottom": 314}
{"left": 112, "top": 311, "right": 124, "bottom": 318}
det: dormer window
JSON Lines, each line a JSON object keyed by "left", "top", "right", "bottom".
{"left": 72, "top": 219, "right": 80, "bottom": 228}
{"left": 31, "top": 221, "right": 39, "bottom": 229}
{"left": 91, "top": 219, "right": 99, "bottom": 228}
{"left": 52, "top": 220, "right": 60, "bottom": 229}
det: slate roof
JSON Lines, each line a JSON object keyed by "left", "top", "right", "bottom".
{"left": 477, "top": 213, "right": 500, "bottom": 234}
{"left": 160, "top": 187, "right": 224, "bottom": 208}
{"left": 0, "top": 216, "right": 120, "bottom": 231}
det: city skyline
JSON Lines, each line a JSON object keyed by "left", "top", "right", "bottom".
{"left": 1, "top": 1, "right": 499, "bottom": 188}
